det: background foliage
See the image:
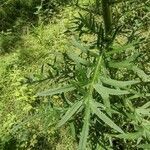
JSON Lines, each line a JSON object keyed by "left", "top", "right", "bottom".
{"left": 0, "top": 0, "right": 150, "bottom": 149}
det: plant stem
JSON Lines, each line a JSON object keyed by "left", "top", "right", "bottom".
{"left": 102, "top": 0, "right": 112, "bottom": 35}
{"left": 88, "top": 55, "right": 103, "bottom": 96}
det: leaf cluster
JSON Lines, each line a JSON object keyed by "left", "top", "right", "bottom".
{"left": 37, "top": 32, "right": 150, "bottom": 149}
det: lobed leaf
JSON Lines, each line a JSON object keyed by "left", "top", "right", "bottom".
{"left": 79, "top": 104, "right": 91, "bottom": 150}
{"left": 136, "top": 108, "right": 150, "bottom": 116}
{"left": 71, "top": 37, "right": 98, "bottom": 57}
{"left": 67, "top": 51, "right": 89, "bottom": 65}
{"left": 114, "top": 131, "right": 143, "bottom": 140}
{"left": 141, "top": 101, "right": 150, "bottom": 109}
{"left": 132, "top": 66, "right": 150, "bottom": 82}
{"left": 137, "top": 144, "right": 150, "bottom": 149}
{"left": 90, "top": 101, "right": 124, "bottom": 133}
{"left": 37, "top": 85, "right": 75, "bottom": 96}
{"left": 106, "top": 41, "right": 137, "bottom": 56}
{"left": 109, "top": 53, "right": 140, "bottom": 69}
{"left": 57, "top": 100, "right": 83, "bottom": 128}
{"left": 94, "top": 84, "right": 130, "bottom": 96}
{"left": 100, "top": 76, "right": 140, "bottom": 88}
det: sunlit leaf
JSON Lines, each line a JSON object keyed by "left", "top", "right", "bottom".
{"left": 109, "top": 60, "right": 132, "bottom": 68}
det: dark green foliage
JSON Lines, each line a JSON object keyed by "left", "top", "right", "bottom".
{"left": 0, "top": 0, "right": 75, "bottom": 53}
{"left": 0, "top": 0, "right": 149, "bottom": 149}
{"left": 0, "top": 31, "right": 20, "bottom": 54}
{"left": 37, "top": 0, "right": 150, "bottom": 149}
{"left": 37, "top": 33, "right": 149, "bottom": 149}
{"left": 0, "top": 0, "right": 75, "bottom": 31}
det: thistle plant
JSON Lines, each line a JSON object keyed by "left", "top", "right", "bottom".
{"left": 37, "top": 0, "right": 150, "bottom": 149}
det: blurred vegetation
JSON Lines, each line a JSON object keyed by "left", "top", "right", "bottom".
{"left": 0, "top": 0, "right": 150, "bottom": 149}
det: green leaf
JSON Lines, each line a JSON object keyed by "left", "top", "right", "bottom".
{"left": 114, "top": 131, "right": 143, "bottom": 140}
{"left": 71, "top": 37, "right": 87, "bottom": 53}
{"left": 141, "top": 101, "right": 150, "bottom": 109}
{"left": 67, "top": 51, "right": 89, "bottom": 65}
{"left": 137, "top": 144, "right": 150, "bottom": 149}
{"left": 94, "top": 102, "right": 106, "bottom": 110}
{"left": 37, "top": 85, "right": 75, "bottom": 96}
{"left": 106, "top": 41, "right": 137, "bottom": 56}
{"left": 57, "top": 100, "right": 83, "bottom": 128}
{"left": 94, "top": 84, "right": 130, "bottom": 96}
{"left": 132, "top": 66, "right": 150, "bottom": 82}
{"left": 71, "top": 37, "right": 98, "bottom": 57}
{"left": 136, "top": 108, "right": 150, "bottom": 116}
{"left": 109, "top": 60, "right": 132, "bottom": 68}
{"left": 90, "top": 101, "right": 124, "bottom": 133}
{"left": 69, "top": 122, "right": 76, "bottom": 139}
{"left": 127, "top": 93, "right": 150, "bottom": 101}
{"left": 100, "top": 76, "right": 140, "bottom": 88}
{"left": 109, "top": 53, "right": 139, "bottom": 69}
{"left": 79, "top": 104, "right": 91, "bottom": 150}
{"left": 109, "top": 62, "right": 150, "bottom": 82}
{"left": 98, "top": 88, "right": 111, "bottom": 115}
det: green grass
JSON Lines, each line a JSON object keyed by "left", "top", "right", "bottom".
{"left": 0, "top": 6, "right": 78, "bottom": 150}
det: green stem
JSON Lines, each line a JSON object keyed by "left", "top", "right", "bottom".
{"left": 88, "top": 55, "right": 103, "bottom": 96}
{"left": 102, "top": 0, "right": 112, "bottom": 35}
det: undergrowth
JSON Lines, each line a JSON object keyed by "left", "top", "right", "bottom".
{"left": 0, "top": 0, "right": 150, "bottom": 150}
{"left": 0, "top": 6, "right": 77, "bottom": 150}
